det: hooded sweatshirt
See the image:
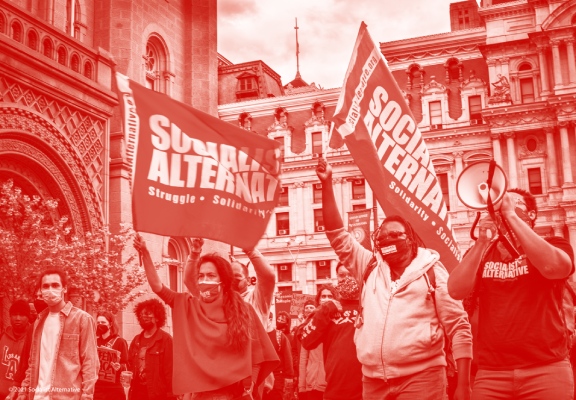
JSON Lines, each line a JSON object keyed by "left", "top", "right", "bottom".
{"left": 327, "top": 227, "right": 472, "bottom": 380}
{"left": 0, "top": 325, "right": 29, "bottom": 398}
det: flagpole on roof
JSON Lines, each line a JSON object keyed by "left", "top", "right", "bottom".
{"left": 294, "top": 18, "right": 301, "bottom": 80}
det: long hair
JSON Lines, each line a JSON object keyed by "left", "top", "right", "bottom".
{"left": 199, "top": 253, "right": 251, "bottom": 352}
{"left": 315, "top": 284, "right": 340, "bottom": 305}
{"left": 97, "top": 311, "right": 119, "bottom": 337}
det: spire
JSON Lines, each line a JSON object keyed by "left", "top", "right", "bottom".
{"left": 294, "top": 18, "right": 301, "bottom": 79}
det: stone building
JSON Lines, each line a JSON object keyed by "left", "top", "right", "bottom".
{"left": 0, "top": 0, "right": 219, "bottom": 336}
{"left": 218, "top": 0, "right": 576, "bottom": 299}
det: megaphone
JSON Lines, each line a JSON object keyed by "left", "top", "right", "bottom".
{"left": 456, "top": 161, "right": 507, "bottom": 210}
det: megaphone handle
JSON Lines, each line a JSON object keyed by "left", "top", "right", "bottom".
{"left": 470, "top": 212, "right": 481, "bottom": 241}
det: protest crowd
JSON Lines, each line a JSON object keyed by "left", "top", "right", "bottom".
{"left": 1, "top": 155, "right": 576, "bottom": 400}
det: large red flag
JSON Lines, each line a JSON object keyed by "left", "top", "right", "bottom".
{"left": 115, "top": 73, "right": 281, "bottom": 249}
{"left": 332, "top": 23, "right": 461, "bottom": 271}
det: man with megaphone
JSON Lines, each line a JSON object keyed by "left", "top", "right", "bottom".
{"left": 448, "top": 184, "right": 574, "bottom": 399}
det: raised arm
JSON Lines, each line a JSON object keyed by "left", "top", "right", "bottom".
{"left": 316, "top": 158, "right": 344, "bottom": 230}
{"left": 133, "top": 233, "right": 162, "bottom": 293}
{"left": 184, "top": 238, "right": 204, "bottom": 295}
{"left": 448, "top": 216, "right": 494, "bottom": 300}
{"left": 500, "top": 193, "right": 572, "bottom": 279}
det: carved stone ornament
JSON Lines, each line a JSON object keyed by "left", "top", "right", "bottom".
{"left": 461, "top": 70, "right": 487, "bottom": 90}
{"left": 304, "top": 101, "right": 328, "bottom": 128}
{"left": 518, "top": 135, "right": 546, "bottom": 159}
{"left": 422, "top": 76, "right": 448, "bottom": 94}
{"left": 238, "top": 111, "right": 253, "bottom": 131}
{"left": 488, "top": 74, "right": 512, "bottom": 104}
{"left": 268, "top": 106, "right": 290, "bottom": 133}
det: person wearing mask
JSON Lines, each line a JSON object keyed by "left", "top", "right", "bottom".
{"left": 127, "top": 299, "right": 175, "bottom": 400}
{"left": 7, "top": 293, "right": 47, "bottom": 400}
{"left": 316, "top": 158, "right": 473, "bottom": 400}
{"left": 134, "top": 234, "right": 278, "bottom": 399}
{"left": 184, "top": 238, "right": 276, "bottom": 328}
{"left": 0, "top": 300, "right": 31, "bottom": 399}
{"left": 263, "top": 313, "right": 294, "bottom": 400}
{"left": 94, "top": 312, "right": 129, "bottom": 400}
{"left": 448, "top": 189, "right": 574, "bottom": 399}
{"left": 297, "top": 286, "right": 336, "bottom": 400}
{"left": 300, "top": 267, "right": 363, "bottom": 400}
{"left": 16, "top": 269, "right": 99, "bottom": 400}
{"left": 291, "top": 300, "right": 316, "bottom": 398}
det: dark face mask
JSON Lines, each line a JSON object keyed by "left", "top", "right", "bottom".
{"left": 96, "top": 325, "right": 110, "bottom": 336}
{"left": 233, "top": 277, "right": 248, "bottom": 293}
{"left": 378, "top": 238, "right": 412, "bottom": 266}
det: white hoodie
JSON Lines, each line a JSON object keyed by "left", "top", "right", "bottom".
{"left": 327, "top": 228, "right": 473, "bottom": 380}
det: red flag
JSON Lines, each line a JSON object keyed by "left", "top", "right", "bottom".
{"left": 347, "top": 209, "right": 372, "bottom": 250}
{"left": 332, "top": 23, "right": 461, "bottom": 271}
{"left": 115, "top": 74, "right": 281, "bottom": 249}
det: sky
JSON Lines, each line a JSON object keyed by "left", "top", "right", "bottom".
{"left": 217, "top": 0, "right": 462, "bottom": 90}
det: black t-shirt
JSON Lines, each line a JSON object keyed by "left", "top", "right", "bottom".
{"left": 477, "top": 236, "right": 575, "bottom": 369}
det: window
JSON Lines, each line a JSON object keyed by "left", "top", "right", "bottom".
{"left": 66, "top": 0, "right": 81, "bottom": 39}
{"left": 169, "top": 265, "right": 178, "bottom": 292}
{"left": 352, "top": 204, "right": 366, "bottom": 211}
{"left": 520, "top": 78, "right": 534, "bottom": 104}
{"left": 316, "top": 260, "right": 331, "bottom": 280}
{"left": 167, "top": 239, "right": 183, "bottom": 292}
{"left": 236, "top": 75, "right": 259, "bottom": 100}
{"left": 27, "top": 30, "right": 38, "bottom": 50}
{"left": 42, "top": 38, "right": 53, "bottom": 59}
{"left": 70, "top": 54, "right": 80, "bottom": 73}
{"left": 11, "top": 21, "right": 22, "bottom": 42}
{"left": 0, "top": 13, "right": 5, "bottom": 34}
{"left": 314, "top": 209, "right": 324, "bottom": 232}
{"left": 277, "top": 264, "right": 293, "bottom": 282}
{"left": 437, "top": 173, "right": 450, "bottom": 211}
{"left": 278, "top": 286, "right": 293, "bottom": 293}
{"left": 276, "top": 212, "right": 290, "bottom": 236}
{"left": 275, "top": 137, "right": 285, "bottom": 162}
{"left": 84, "top": 61, "right": 93, "bottom": 80}
{"left": 429, "top": 101, "right": 442, "bottom": 128}
{"left": 312, "top": 132, "right": 323, "bottom": 156}
{"left": 313, "top": 183, "right": 322, "bottom": 203}
{"left": 352, "top": 179, "right": 366, "bottom": 200}
{"left": 144, "top": 36, "right": 170, "bottom": 94}
{"left": 57, "top": 46, "right": 67, "bottom": 66}
{"left": 527, "top": 168, "right": 543, "bottom": 195}
{"left": 469, "top": 95, "right": 482, "bottom": 123}
{"left": 277, "top": 187, "right": 289, "bottom": 207}
{"left": 239, "top": 77, "right": 256, "bottom": 91}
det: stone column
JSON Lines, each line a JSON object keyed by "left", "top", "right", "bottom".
{"left": 504, "top": 132, "right": 518, "bottom": 188}
{"left": 537, "top": 45, "right": 551, "bottom": 94}
{"left": 551, "top": 39, "right": 563, "bottom": 88}
{"left": 491, "top": 133, "right": 503, "bottom": 165}
{"left": 333, "top": 177, "right": 343, "bottom": 215}
{"left": 560, "top": 122, "right": 574, "bottom": 185}
{"left": 293, "top": 182, "right": 306, "bottom": 234}
{"left": 545, "top": 127, "right": 559, "bottom": 188}
{"left": 566, "top": 38, "right": 576, "bottom": 84}
{"left": 296, "top": 260, "right": 308, "bottom": 294}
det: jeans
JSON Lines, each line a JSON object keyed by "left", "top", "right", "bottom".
{"left": 472, "top": 359, "right": 574, "bottom": 400}
{"left": 362, "top": 366, "right": 447, "bottom": 400}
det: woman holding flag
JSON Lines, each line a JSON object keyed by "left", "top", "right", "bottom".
{"left": 134, "top": 234, "right": 279, "bottom": 400}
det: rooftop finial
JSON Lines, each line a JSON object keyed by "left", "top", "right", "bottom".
{"left": 295, "top": 18, "right": 301, "bottom": 79}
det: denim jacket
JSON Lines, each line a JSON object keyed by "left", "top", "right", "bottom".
{"left": 127, "top": 328, "right": 175, "bottom": 400}
{"left": 19, "top": 302, "right": 99, "bottom": 400}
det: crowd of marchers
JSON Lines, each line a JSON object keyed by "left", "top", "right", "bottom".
{"left": 1, "top": 157, "right": 575, "bottom": 400}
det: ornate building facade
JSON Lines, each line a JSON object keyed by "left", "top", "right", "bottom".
{"left": 219, "top": 0, "right": 576, "bottom": 298}
{"left": 0, "top": 0, "right": 219, "bottom": 335}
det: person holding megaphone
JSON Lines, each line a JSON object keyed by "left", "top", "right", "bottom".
{"left": 448, "top": 179, "right": 574, "bottom": 399}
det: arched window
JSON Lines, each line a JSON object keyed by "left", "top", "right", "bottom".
{"left": 144, "top": 35, "right": 170, "bottom": 94}
{"left": 70, "top": 53, "right": 80, "bottom": 73}
{"left": 0, "top": 13, "right": 5, "bottom": 34}
{"left": 518, "top": 63, "right": 534, "bottom": 104}
{"left": 166, "top": 238, "right": 187, "bottom": 292}
{"left": 11, "top": 21, "right": 22, "bottom": 42}
{"left": 42, "top": 38, "right": 53, "bottom": 59}
{"left": 66, "top": 0, "right": 81, "bottom": 39}
{"left": 84, "top": 61, "right": 93, "bottom": 80}
{"left": 27, "top": 30, "right": 38, "bottom": 50}
{"left": 57, "top": 46, "right": 67, "bottom": 65}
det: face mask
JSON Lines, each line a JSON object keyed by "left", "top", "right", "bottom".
{"left": 337, "top": 275, "right": 360, "bottom": 300}
{"left": 33, "top": 299, "right": 48, "bottom": 314}
{"left": 233, "top": 277, "right": 248, "bottom": 293}
{"left": 41, "top": 288, "right": 64, "bottom": 307}
{"left": 96, "top": 325, "right": 109, "bottom": 336}
{"left": 198, "top": 281, "right": 221, "bottom": 303}
{"left": 378, "top": 238, "right": 411, "bottom": 266}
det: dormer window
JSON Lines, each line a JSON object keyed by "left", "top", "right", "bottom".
{"left": 236, "top": 73, "right": 259, "bottom": 100}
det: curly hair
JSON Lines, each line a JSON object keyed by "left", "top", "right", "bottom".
{"left": 315, "top": 284, "right": 341, "bottom": 305}
{"left": 134, "top": 298, "right": 167, "bottom": 328}
{"left": 199, "top": 253, "right": 251, "bottom": 352}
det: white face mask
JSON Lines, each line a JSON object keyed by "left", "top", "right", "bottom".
{"left": 42, "top": 288, "right": 64, "bottom": 307}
